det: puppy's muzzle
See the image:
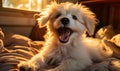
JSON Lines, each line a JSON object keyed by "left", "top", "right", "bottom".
{"left": 60, "top": 17, "right": 69, "bottom": 26}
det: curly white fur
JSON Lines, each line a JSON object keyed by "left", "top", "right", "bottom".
{"left": 18, "top": 2, "right": 113, "bottom": 71}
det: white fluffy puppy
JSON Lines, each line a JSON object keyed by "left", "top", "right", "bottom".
{"left": 18, "top": 2, "right": 113, "bottom": 71}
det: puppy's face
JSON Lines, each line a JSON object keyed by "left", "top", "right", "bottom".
{"left": 38, "top": 2, "right": 98, "bottom": 44}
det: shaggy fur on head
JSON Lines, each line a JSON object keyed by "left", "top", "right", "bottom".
{"left": 18, "top": 2, "right": 113, "bottom": 71}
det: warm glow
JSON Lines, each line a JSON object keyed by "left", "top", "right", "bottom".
{"left": 2, "top": 0, "right": 47, "bottom": 11}
{"left": 111, "top": 60, "right": 120, "bottom": 68}
{"left": 37, "top": 0, "right": 41, "bottom": 4}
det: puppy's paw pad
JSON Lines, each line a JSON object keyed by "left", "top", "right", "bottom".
{"left": 18, "top": 62, "right": 34, "bottom": 71}
{"left": 19, "top": 66, "right": 26, "bottom": 71}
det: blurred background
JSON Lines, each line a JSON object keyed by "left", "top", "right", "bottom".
{"left": 2, "top": 0, "right": 83, "bottom": 12}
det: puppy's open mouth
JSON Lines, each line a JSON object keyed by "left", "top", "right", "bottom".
{"left": 57, "top": 27, "right": 73, "bottom": 43}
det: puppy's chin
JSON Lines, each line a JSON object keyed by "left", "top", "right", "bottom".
{"left": 57, "top": 27, "right": 73, "bottom": 43}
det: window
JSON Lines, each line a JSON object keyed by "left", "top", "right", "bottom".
{"left": 0, "top": 0, "right": 82, "bottom": 18}
{"left": 2, "top": 0, "right": 49, "bottom": 12}
{"left": 2, "top": 0, "right": 82, "bottom": 12}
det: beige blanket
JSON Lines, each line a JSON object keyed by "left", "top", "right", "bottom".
{"left": 0, "top": 28, "right": 44, "bottom": 71}
{"left": 0, "top": 27, "right": 120, "bottom": 71}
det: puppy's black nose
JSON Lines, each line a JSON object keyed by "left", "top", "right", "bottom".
{"left": 60, "top": 17, "right": 69, "bottom": 25}
{"left": 19, "top": 66, "right": 26, "bottom": 71}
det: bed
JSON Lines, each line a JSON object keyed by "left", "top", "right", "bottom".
{"left": 0, "top": 28, "right": 44, "bottom": 71}
{"left": 0, "top": 26, "right": 120, "bottom": 71}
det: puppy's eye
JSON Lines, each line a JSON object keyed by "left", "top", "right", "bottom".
{"left": 55, "top": 13, "right": 61, "bottom": 19}
{"left": 72, "top": 15, "right": 77, "bottom": 20}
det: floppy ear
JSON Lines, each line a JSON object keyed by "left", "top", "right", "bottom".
{"left": 83, "top": 15, "right": 98, "bottom": 36}
{"left": 77, "top": 4, "right": 99, "bottom": 36}
{"left": 37, "top": 14, "right": 49, "bottom": 28}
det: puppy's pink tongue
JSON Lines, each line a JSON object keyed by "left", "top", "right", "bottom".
{"left": 59, "top": 31, "right": 70, "bottom": 43}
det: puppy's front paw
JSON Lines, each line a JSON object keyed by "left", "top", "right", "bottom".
{"left": 18, "top": 61, "right": 36, "bottom": 71}
{"left": 85, "top": 58, "right": 120, "bottom": 71}
{"left": 85, "top": 61, "right": 110, "bottom": 71}
{"left": 47, "top": 69, "right": 57, "bottom": 71}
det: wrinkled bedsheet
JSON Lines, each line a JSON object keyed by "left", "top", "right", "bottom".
{"left": 0, "top": 27, "right": 120, "bottom": 71}
{"left": 0, "top": 28, "right": 44, "bottom": 71}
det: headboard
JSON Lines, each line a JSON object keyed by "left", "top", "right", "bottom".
{"left": 83, "top": 0, "right": 120, "bottom": 34}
